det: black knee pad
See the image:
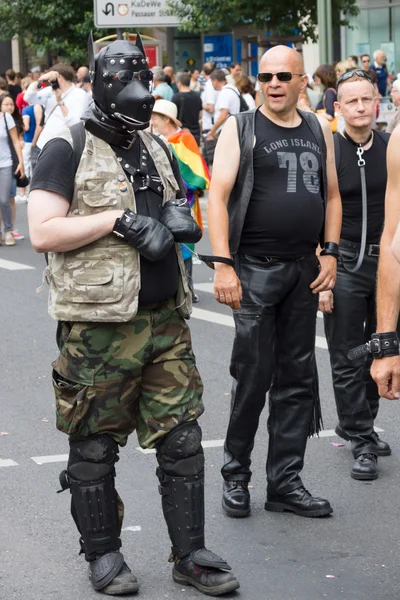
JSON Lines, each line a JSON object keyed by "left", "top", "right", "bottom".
{"left": 62, "top": 435, "right": 121, "bottom": 560}
{"left": 157, "top": 421, "right": 204, "bottom": 476}
{"left": 68, "top": 434, "right": 119, "bottom": 481}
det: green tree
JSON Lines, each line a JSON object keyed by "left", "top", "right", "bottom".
{"left": 0, "top": 0, "right": 113, "bottom": 65}
{"left": 167, "top": 0, "right": 359, "bottom": 42}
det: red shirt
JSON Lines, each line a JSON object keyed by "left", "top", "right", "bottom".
{"left": 15, "top": 91, "right": 28, "bottom": 113}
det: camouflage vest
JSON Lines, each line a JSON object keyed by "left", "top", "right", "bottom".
{"left": 45, "top": 128, "right": 192, "bottom": 322}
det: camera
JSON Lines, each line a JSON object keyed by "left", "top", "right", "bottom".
{"left": 37, "top": 79, "right": 60, "bottom": 90}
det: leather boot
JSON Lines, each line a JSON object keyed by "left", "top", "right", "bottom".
{"left": 265, "top": 486, "right": 333, "bottom": 518}
{"left": 335, "top": 425, "right": 391, "bottom": 456}
{"left": 351, "top": 454, "right": 378, "bottom": 480}
{"left": 222, "top": 481, "right": 250, "bottom": 518}
{"left": 173, "top": 549, "right": 240, "bottom": 597}
{"left": 89, "top": 553, "right": 139, "bottom": 595}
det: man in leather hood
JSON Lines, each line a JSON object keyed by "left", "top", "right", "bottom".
{"left": 27, "top": 33, "right": 239, "bottom": 597}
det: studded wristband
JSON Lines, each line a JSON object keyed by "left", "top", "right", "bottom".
{"left": 113, "top": 208, "right": 137, "bottom": 238}
{"left": 348, "top": 331, "right": 400, "bottom": 361}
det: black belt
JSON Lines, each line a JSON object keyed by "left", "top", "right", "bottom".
{"left": 340, "top": 238, "right": 380, "bottom": 257}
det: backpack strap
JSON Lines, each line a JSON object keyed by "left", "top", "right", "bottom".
{"left": 69, "top": 122, "right": 86, "bottom": 174}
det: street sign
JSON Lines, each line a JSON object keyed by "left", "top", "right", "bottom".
{"left": 94, "top": 0, "right": 180, "bottom": 28}
{"left": 203, "top": 34, "right": 233, "bottom": 69}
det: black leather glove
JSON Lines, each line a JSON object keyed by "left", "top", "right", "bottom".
{"left": 159, "top": 199, "right": 202, "bottom": 243}
{"left": 113, "top": 209, "right": 174, "bottom": 261}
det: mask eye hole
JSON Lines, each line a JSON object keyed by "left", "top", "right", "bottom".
{"left": 113, "top": 69, "right": 154, "bottom": 83}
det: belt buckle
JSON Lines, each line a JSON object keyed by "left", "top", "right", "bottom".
{"left": 368, "top": 244, "right": 379, "bottom": 257}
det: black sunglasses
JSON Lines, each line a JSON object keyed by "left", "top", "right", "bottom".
{"left": 110, "top": 69, "right": 154, "bottom": 83}
{"left": 258, "top": 72, "right": 304, "bottom": 83}
{"left": 337, "top": 69, "right": 372, "bottom": 86}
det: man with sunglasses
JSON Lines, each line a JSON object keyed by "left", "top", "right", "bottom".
{"left": 320, "top": 69, "right": 394, "bottom": 481}
{"left": 360, "top": 54, "right": 371, "bottom": 71}
{"left": 208, "top": 45, "right": 342, "bottom": 519}
{"left": 28, "top": 35, "right": 240, "bottom": 597}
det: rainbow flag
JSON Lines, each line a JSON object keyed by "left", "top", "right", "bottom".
{"left": 168, "top": 130, "right": 210, "bottom": 192}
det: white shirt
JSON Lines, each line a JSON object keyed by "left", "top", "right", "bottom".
{"left": 243, "top": 93, "right": 256, "bottom": 110}
{"left": 214, "top": 84, "right": 241, "bottom": 131}
{"left": 0, "top": 113, "right": 15, "bottom": 168}
{"left": 201, "top": 79, "right": 218, "bottom": 131}
{"left": 36, "top": 84, "right": 87, "bottom": 149}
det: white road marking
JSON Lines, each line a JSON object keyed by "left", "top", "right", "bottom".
{"left": 191, "top": 307, "right": 328, "bottom": 349}
{"left": 0, "top": 459, "right": 18, "bottom": 467}
{"left": 312, "top": 426, "right": 384, "bottom": 439}
{"left": 137, "top": 429, "right": 387, "bottom": 456}
{"left": 136, "top": 439, "right": 225, "bottom": 455}
{"left": 0, "top": 426, "right": 387, "bottom": 468}
{"left": 0, "top": 258, "right": 35, "bottom": 271}
{"left": 31, "top": 454, "right": 68, "bottom": 465}
{"left": 122, "top": 526, "right": 142, "bottom": 532}
{"left": 194, "top": 282, "right": 214, "bottom": 294}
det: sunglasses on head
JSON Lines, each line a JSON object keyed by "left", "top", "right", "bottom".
{"left": 337, "top": 69, "right": 372, "bottom": 86}
{"left": 257, "top": 72, "right": 304, "bottom": 83}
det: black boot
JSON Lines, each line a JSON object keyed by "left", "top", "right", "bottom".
{"left": 265, "top": 486, "right": 333, "bottom": 518}
{"left": 172, "top": 549, "right": 240, "bottom": 596}
{"left": 156, "top": 422, "right": 240, "bottom": 596}
{"left": 61, "top": 436, "right": 139, "bottom": 595}
{"left": 335, "top": 424, "right": 391, "bottom": 456}
{"left": 222, "top": 481, "right": 250, "bottom": 518}
{"left": 351, "top": 454, "right": 378, "bottom": 480}
{"left": 89, "top": 554, "right": 139, "bottom": 595}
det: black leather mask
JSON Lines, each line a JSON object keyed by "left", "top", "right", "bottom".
{"left": 88, "top": 32, "right": 154, "bottom": 130}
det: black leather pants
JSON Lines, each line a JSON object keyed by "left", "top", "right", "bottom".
{"left": 222, "top": 253, "right": 320, "bottom": 495}
{"left": 324, "top": 247, "right": 382, "bottom": 458}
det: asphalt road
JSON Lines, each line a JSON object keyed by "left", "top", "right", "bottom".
{"left": 1, "top": 204, "right": 400, "bottom": 600}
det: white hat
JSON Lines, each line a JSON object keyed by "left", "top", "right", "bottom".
{"left": 153, "top": 99, "right": 182, "bottom": 127}
{"left": 392, "top": 79, "right": 400, "bottom": 92}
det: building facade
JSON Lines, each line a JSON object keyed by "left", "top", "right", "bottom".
{"left": 343, "top": 0, "right": 400, "bottom": 75}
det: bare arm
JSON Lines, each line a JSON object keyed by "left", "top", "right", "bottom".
{"left": 202, "top": 102, "right": 214, "bottom": 114}
{"left": 370, "top": 126, "right": 400, "bottom": 399}
{"left": 207, "top": 116, "right": 242, "bottom": 308}
{"left": 9, "top": 125, "right": 24, "bottom": 177}
{"left": 310, "top": 116, "right": 342, "bottom": 293}
{"left": 376, "top": 128, "right": 400, "bottom": 332}
{"left": 208, "top": 108, "right": 229, "bottom": 138}
{"left": 32, "top": 104, "right": 43, "bottom": 147}
{"left": 28, "top": 189, "right": 123, "bottom": 253}
{"left": 23, "top": 114, "right": 30, "bottom": 132}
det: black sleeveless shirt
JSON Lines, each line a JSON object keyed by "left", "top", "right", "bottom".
{"left": 239, "top": 110, "right": 325, "bottom": 258}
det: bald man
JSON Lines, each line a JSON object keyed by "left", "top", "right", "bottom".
{"left": 76, "top": 66, "right": 89, "bottom": 88}
{"left": 208, "top": 46, "right": 342, "bottom": 519}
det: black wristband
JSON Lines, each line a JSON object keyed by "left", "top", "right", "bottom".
{"left": 370, "top": 332, "right": 400, "bottom": 358}
{"left": 320, "top": 241, "right": 340, "bottom": 259}
{"left": 113, "top": 208, "right": 136, "bottom": 239}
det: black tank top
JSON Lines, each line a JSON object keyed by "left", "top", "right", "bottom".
{"left": 239, "top": 110, "right": 324, "bottom": 258}
{"left": 337, "top": 132, "right": 387, "bottom": 244}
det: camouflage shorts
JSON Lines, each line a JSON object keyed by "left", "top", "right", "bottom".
{"left": 52, "top": 299, "right": 204, "bottom": 448}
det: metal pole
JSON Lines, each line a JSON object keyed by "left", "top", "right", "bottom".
{"left": 326, "top": 0, "right": 333, "bottom": 64}
{"left": 116, "top": 28, "right": 123, "bottom": 40}
{"left": 317, "top": 0, "right": 327, "bottom": 64}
